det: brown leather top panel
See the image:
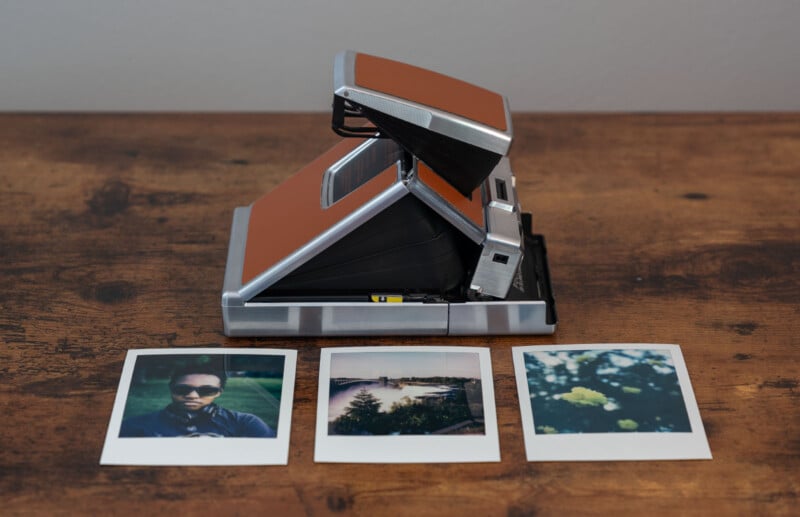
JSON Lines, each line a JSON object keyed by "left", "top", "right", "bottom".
{"left": 242, "top": 138, "right": 399, "bottom": 286}
{"left": 417, "top": 162, "right": 484, "bottom": 228}
{"left": 354, "top": 53, "right": 508, "bottom": 132}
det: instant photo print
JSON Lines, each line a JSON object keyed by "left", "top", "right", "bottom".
{"left": 100, "top": 348, "right": 297, "bottom": 466}
{"left": 512, "top": 344, "right": 712, "bottom": 462}
{"left": 222, "top": 51, "right": 557, "bottom": 336}
{"left": 314, "top": 346, "right": 500, "bottom": 463}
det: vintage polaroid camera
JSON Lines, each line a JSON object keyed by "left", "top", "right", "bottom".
{"left": 222, "top": 51, "right": 556, "bottom": 336}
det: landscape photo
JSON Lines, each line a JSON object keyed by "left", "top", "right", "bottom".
{"left": 327, "top": 350, "right": 485, "bottom": 436}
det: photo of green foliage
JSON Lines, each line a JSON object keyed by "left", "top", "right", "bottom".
{"left": 122, "top": 354, "right": 285, "bottom": 430}
{"left": 524, "top": 349, "right": 691, "bottom": 434}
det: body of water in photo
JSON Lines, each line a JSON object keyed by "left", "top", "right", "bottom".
{"left": 328, "top": 382, "right": 455, "bottom": 421}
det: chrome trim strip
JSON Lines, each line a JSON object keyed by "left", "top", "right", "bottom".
{"left": 225, "top": 302, "right": 449, "bottom": 337}
{"left": 448, "top": 300, "right": 555, "bottom": 335}
{"left": 332, "top": 50, "right": 354, "bottom": 94}
{"left": 223, "top": 298, "right": 554, "bottom": 336}
{"left": 221, "top": 206, "right": 250, "bottom": 308}
{"left": 338, "top": 87, "right": 511, "bottom": 155}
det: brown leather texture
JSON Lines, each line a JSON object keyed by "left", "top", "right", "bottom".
{"left": 355, "top": 52, "right": 508, "bottom": 132}
{"left": 417, "top": 162, "right": 484, "bottom": 229}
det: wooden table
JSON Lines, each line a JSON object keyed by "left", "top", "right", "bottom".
{"left": 1, "top": 114, "right": 798, "bottom": 515}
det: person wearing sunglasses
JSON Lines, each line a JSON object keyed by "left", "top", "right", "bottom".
{"left": 119, "top": 366, "right": 276, "bottom": 438}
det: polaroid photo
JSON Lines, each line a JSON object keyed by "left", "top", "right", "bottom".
{"left": 512, "top": 344, "right": 712, "bottom": 461}
{"left": 100, "top": 348, "right": 297, "bottom": 466}
{"left": 315, "top": 346, "right": 499, "bottom": 463}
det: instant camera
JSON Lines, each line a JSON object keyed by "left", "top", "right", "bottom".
{"left": 222, "top": 51, "right": 556, "bottom": 336}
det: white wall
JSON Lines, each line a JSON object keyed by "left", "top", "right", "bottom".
{"left": 1, "top": 0, "right": 798, "bottom": 111}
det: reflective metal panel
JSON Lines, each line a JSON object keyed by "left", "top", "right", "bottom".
{"left": 448, "top": 300, "right": 555, "bottom": 335}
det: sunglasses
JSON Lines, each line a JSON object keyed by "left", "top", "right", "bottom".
{"left": 170, "top": 384, "right": 222, "bottom": 397}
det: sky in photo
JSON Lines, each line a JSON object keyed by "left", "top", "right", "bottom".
{"left": 330, "top": 351, "right": 481, "bottom": 379}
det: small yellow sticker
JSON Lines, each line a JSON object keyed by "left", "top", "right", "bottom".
{"left": 370, "top": 294, "right": 403, "bottom": 303}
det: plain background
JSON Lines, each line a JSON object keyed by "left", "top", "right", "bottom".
{"left": 1, "top": 0, "right": 798, "bottom": 112}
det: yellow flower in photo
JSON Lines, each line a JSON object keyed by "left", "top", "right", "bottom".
{"left": 559, "top": 386, "right": 608, "bottom": 407}
{"left": 617, "top": 419, "right": 639, "bottom": 431}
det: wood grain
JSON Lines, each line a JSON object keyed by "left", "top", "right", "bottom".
{"left": 1, "top": 113, "right": 798, "bottom": 516}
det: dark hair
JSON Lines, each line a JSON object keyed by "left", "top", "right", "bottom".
{"left": 169, "top": 365, "right": 227, "bottom": 389}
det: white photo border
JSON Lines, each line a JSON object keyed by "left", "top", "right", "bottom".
{"left": 100, "top": 347, "right": 297, "bottom": 466}
{"left": 512, "top": 343, "right": 712, "bottom": 462}
{"left": 314, "top": 346, "right": 500, "bottom": 463}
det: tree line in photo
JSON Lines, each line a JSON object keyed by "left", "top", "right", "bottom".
{"left": 331, "top": 378, "right": 484, "bottom": 435}
{"left": 129, "top": 354, "right": 286, "bottom": 386}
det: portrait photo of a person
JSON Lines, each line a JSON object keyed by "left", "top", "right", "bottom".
{"left": 119, "top": 354, "right": 284, "bottom": 438}
{"left": 101, "top": 349, "right": 297, "bottom": 465}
